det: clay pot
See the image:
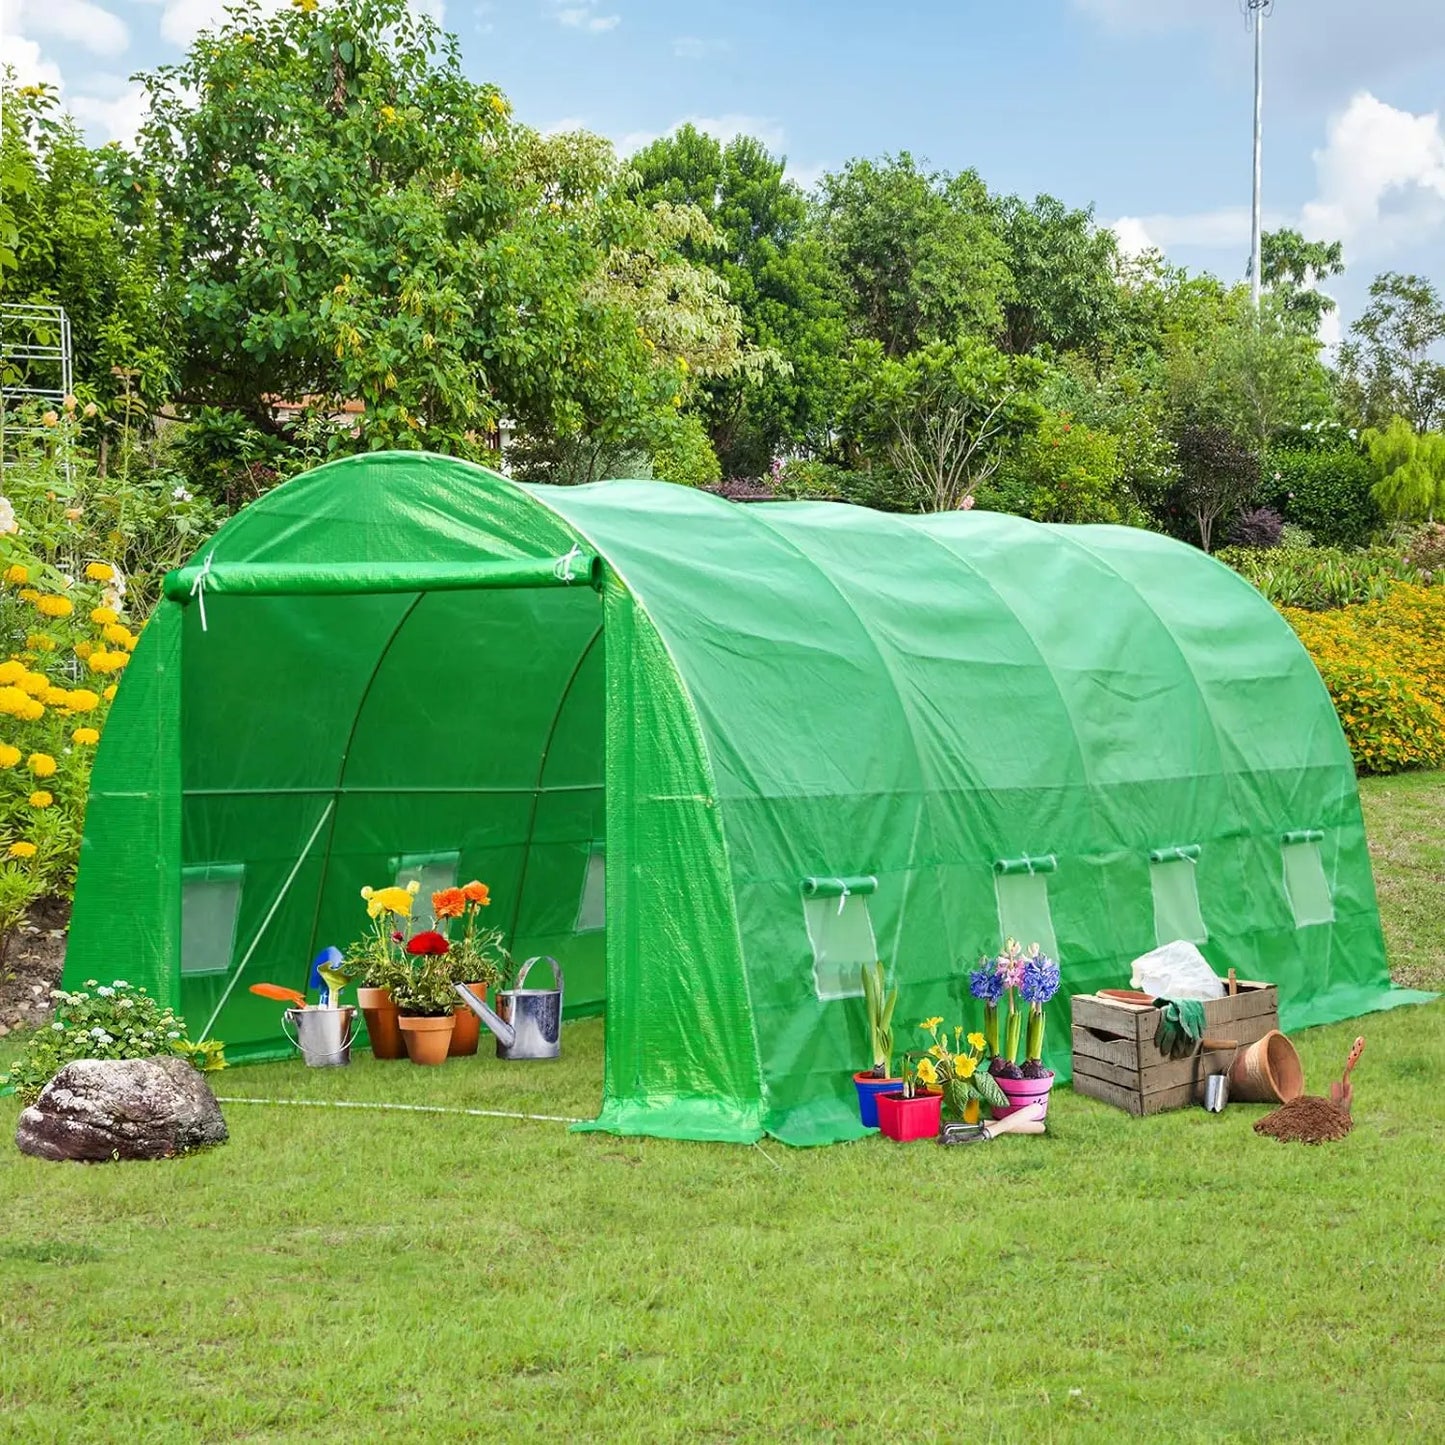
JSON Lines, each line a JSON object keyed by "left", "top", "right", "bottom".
{"left": 356, "top": 986, "right": 405, "bottom": 1061}
{"left": 398, "top": 1013, "right": 455, "bottom": 1066}
{"left": 449, "top": 984, "right": 487, "bottom": 1057}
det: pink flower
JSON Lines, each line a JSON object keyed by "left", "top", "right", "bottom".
{"left": 960, "top": 495, "right": 976, "bottom": 511}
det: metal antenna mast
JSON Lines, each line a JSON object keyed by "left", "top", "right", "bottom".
{"left": 1245, "top": 0, "right": 1273, "bottom": 309}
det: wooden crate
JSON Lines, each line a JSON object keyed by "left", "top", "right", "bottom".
{"left": 1070, "top": 982, "right": 1280, "bottom": 1116}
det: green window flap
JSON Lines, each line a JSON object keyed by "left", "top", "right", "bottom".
{"left": 1283, "top": 839, "right": 1334, "bottom": 927}
{"left": 801, "top": 874, "right": 878, "bottom": 900}
{"left": 995, "top": 855, "right": 1057, "bottom": 876}
{"left": 1151, "top": 856, "right": 1208, "bottom": 945}
{"left": 804, "top": 893, "right": 877, "bottom": 1000}
{"left": 181, "top": 864, "right": 244, "bottom": 977}
{"left": 576, "top": 845, "right": 606, "bottom": 933}
{"left": 994, "top": 870, "right": 1059, "bottom": 959}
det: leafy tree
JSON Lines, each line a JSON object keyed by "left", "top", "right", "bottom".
{"left": 1170, "top": 425, "right": 1259, "bottom": 552}
{"left": 983, "top": 410, "right": 1142, "bottom": 525}
{"left": 815, "top": 155, "right": 1011, "bottom": 356}
{"left": 1339, "top": 272, "right": 1445, "bottom": 433}
{"left": 992, "top": 193, "right": 1120, "bottom": 357}
{"left": 1259, "top": 228, "right": 1344, "bottom": 335}
{"left": 1362, "top": 416, "right": 1445, "bottom": 522}
{"left": 844, "top": 337, "right": 1044, "bottom": 512}
{"left": 137, "top": 0, "right": 745, "bottom": 461}
{"left": 630, "top": 125, "right": 844, "bottom": 472}
{"left": 0, "top": 79, "right": 176, "bottom": 411}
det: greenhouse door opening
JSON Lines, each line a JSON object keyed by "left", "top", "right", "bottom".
{"left": 177, "top": 576, "right": 608, "bottom": 1064}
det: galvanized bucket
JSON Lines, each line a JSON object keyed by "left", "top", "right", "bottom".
{"left": 282, "top": 1005, "right": 355, "bottom": 1068}
{"left": 492, "top": 956, "right": 563, "bottom": 1061}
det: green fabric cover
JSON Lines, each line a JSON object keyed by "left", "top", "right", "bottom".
{"left": 64, "top": 453, "right": 1430, "bottom": 1145}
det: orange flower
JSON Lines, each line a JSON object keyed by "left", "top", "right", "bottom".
{"left": 432, "top": 887, "right": 466, "bottom": 919}
{"left": 461, "top": 880, "right": 491, "bottom": 907}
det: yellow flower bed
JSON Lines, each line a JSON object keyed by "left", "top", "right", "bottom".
{"left": 1282, "top": 583, "right": 1445, "bottom": 775}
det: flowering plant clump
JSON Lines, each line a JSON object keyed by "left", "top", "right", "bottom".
{"left": 0, "top": 979, "right": 226, "bottom": 1104}
{"left": 908, "top": 1017, "right": 1008, "bottom": 1119}
{"left": 430, "top": 880, "right": 507, "bottom": 991}
{"left": 976, "top": 939, "right": 1060, "bottom": 1078}
{"left": 341, "top": 879, "right": 421, "bottom": 991}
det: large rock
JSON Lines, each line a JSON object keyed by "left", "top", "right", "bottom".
{"left": 15, "top": 1055, "right": 228, "bottom": 1162}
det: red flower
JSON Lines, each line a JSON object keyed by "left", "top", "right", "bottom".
{"left": 406, "top": 931, "right": 450, "bottom": 956}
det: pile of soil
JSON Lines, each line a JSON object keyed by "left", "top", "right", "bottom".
{"left": 0, "top": 898, "right": 69, "bottom": 1037}
{"left": 1254, "top": 1094, "right": 1353, "bottom": 1145}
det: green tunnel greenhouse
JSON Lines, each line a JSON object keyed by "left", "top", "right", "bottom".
{"left": 62, "top": 452, "right": 1421, "bottom": 1144}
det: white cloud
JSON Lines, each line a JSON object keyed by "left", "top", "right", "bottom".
{"left": 1108, "top": 206, "right": 1258, "bottom": 254}
{"left": 1301, "top": 92, "right": 1445, "bottom": 256}
{"left": 15, "top": 0, "right": 128, "bottom": 56}
{"left": 68, "top": 83, "right": 148, "bottom": 145}
{"left": 1111, "top": 217, "right": 1156, "bottom": 260}
{"left": 148, "top": 0, "right": 231, "bottom": 48}
{"left": 553, "top": 4, "right": 618, "bottom": 33}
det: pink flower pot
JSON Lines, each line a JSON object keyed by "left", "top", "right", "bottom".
{"left": 992, "top": 1070, "right": 1055, "bottom": 1121}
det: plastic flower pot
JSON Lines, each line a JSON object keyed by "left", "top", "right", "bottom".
{"left": 876, "top": 1089, "right": 943, "bottom": 1142}
{"left": 853, "top": 1072, "right": 904, "bottom": 1128}
{"left": 398, "top": 1013, "right": 456, "bottom": 1066}
{"left": 449, "top": 984, "right": 488, "bottom": 1057}
{"left": 992, "top": 1070, "right": 1055, "bottom": 1121}
{"left": 356, "top": 986, "right": 406, "bottom": 1060}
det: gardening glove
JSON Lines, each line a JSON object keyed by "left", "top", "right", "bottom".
{"left": 1153, "top": 998, "right": 1206, "bottom": 1060}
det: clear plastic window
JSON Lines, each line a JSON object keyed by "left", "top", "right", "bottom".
{"left": 1283, "top": 839, "right": 1334, "bottom": 927}
{"left": 576, "top": 845, "right": 605, "bottom": 933}
{"left": 994, "top": 870, "right": 1059, "bottom": 960}
{"left": 180, "top": 865, "right": 243, "bottom": 976}
{"left": 1151, "top": 857, "right": 1208, "bottom": 946}
{"left": 804, "top": 894, "right": 877, "bottom": 1001}
{"left": 393, "top": 850, "right": 460, "bottom": 916}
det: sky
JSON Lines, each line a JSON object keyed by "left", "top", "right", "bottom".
{"left": 6, "top": 0, "right": 1445, "bottom": 341}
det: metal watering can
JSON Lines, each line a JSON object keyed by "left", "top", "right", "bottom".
{"left": 282, "top": 1005, "right": 355, "bottom": 1068}
{"left": 454, "top": 956, "right": 563, "bottom": 1061}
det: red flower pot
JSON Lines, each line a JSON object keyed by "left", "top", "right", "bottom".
{"left": 876, "top": 1090, "right": 942, "bottom": 1142}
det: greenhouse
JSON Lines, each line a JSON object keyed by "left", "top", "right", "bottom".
{"left": 63, "top": 452, "right": 1411, "bottom": 1145}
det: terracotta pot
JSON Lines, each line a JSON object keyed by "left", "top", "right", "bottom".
{"left": 449, "top": 983, "right": 487, "bottom": 1057}
{"left": 398, "top": 1013, "right": 455, "bottom": 1066}
{"left": 356, "top": 986, "right": 406, "bottom": 1061}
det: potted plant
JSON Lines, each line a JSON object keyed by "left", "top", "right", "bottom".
{"left": 976, "top": 939, "right": 1061, "bottom": 1118}
{"left": 915, "top": 1018, "right": 1009, "bottom": 1124}
{"left": 343, "top": 881, "right": 421, "bottom": 1060}
{"left": 853, "top": 960, "right": 901, "bottom": 1127}
{"left": 392, "top": 933, "right": 460, "bottom": 1065}
{"left": 430, "top": 880, "right": 507, "bottom": 1057}
{"left": 875, "top": 1049, "right": 944, "bottom": 1142}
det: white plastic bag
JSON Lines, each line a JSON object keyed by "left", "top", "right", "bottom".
{"left": 1128, "top": 940, "right": 1225, "bottom": 1000}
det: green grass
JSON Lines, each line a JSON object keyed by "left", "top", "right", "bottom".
{"left": 1, "top": 775, "right": 1443, "bottom": 1442}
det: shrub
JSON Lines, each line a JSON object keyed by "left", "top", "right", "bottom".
{"left": 1217, "top": 545, "right": 1428, "bottom": 611}
{"left": 1229, "top": 507, "right": 1284, "bottom": 549}
{"left": 650, "top": 413, "right": 722, "bottom": 487}
{"left": 0, "top": 979, "right": 226, "bottom": 1104}
{"left": 984, "top": 412, "right": 1147, "bottom": 526}
{"left": 1283, "top": 584, "right": 1445, "bottom": 774}
{"left": 774, "top": 459, "right": 907, "bottom": 511}
{"left": 1279, "top": 522, "right": 1315, "bottom": 550}
{"left": 1402, "top": 522, "right": 1445, "bottom": 579}
{"left": 1260, "top": 446, "right": 1380, "bottom": 548}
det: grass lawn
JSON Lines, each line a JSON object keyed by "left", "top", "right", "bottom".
{"left": 1, "top": 775, "right": 1442, "bottom": 1442}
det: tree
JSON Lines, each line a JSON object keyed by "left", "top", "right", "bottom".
{"left": 1361, "top": 416, "right": 1445, "bottom": 522}
{"left": 1259, "top": 228, "right": 1344, "bottom": 336}
{"left": 992, "top": 193, "right": 1120, "bottom": 357}
{"left": 1338, "top": 272, "right": 1445, "bottom": 433}
{"left": 844, "top": 337, "right": 1044, "bottom": 512}
{"left": 630, "top": 125, "right": 843, "bottom": 472}
{"left": 815, "top": 154, "right": 1012, "bottom": 356}
{"left": 1171, "top": 425, "right": 1259, "bottom": 552}
{"left": 137, "top": 0, "right": 748, "bottom": 460}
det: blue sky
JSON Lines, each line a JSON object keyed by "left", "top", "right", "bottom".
{"left": 8, "top": 0, "right": 1445, "bottom": 337}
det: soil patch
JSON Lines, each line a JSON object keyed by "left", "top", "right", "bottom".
{"left": 0, "top": 897, "right": 69, "bottom": 1037}
{"left": 1254, "top": 1094, "right": 1353, "bottom": 1145}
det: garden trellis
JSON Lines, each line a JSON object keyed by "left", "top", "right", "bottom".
{"left": 63, "top": 453, "right": 1423, "bottom": 1144}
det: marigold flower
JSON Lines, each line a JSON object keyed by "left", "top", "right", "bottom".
{"left": 35, "top": 595, "right": 73, "bottom": 618}
{"left": 0, "top": 686, "right": 28, "bottom": 717}
{"left": 0, "top": 661, "right": 21, "bottom": 686}
{"left": 8, "top": 841, "right": 36, "bottom": 858}
{"left": 74, "top": 641, "right": 94, "bottom": 660}
{"left": 67, "top": 689, "right": 99, "bottom": 712}
{"left": 365, "top": 885, "right": 415, "bottom": 919}
{"left": 25, "top": 635, "right": 55, "bottom": 652}
{"left": 20, "top": 699, "right": 43, "bottom": 721}
{"left": 41, "top": 410, "right": 58, "bottom": 428}
{"left": 72, "top": 727, "right": 100, "bottom": 745}
{"left": 84, "top": 562, "right": 115, "bottom": 582}
{"left": 17, "top": 589, "right": 39, "bottom": 603}
{"left": 91, "top": 606, "right": 118, "bottom": 626}
{"left": 406, "top": 930, "right": 450, "bottom": 956}
{"left": 461, "top": 879, "right": 491, "bottom": 906}
{"left": 17, "top": 671, "right": 49, "bottom": 697}
{"left": 432, "top": 887, "right": 466, "bottom": 919}
{"left": 103, "top": 684, "right": 117, "bottom": 701}
{"left": 88, "top": 651, "right": 123, "bottom": 674}
{"left": 64, "top": 508, "right": 83, "bottom": 521}
{"left": 0, "top": 744, "right": 20, "bottom": 768}
{"left": 28, "top": 791, "right": 52, "bottom": 808}
{"left": 83, "top": 401, "right": 98, "bottom": 418}
{"left": 103, "top": 623, "right": 133, "bottom": 648}
{"left": 27, "top": 753, "right": 57, "bottom": 778}
{"left": 4, "top": 564, "right": 28, "bottom": 585}
{"left": 42, "top": 687, "right": 70, "bottom": 707}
